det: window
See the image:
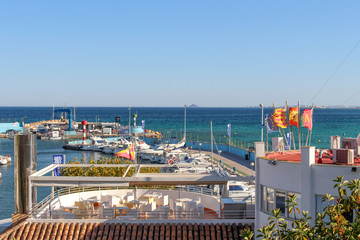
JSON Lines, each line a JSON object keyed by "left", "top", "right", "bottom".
{"left": 276, "top": 191, "right": 286, "bottom": 216}
{"left": 260, "top": 185, "right": 301, "bottom": 219}
{"left": 266, "top": 188, "right": 275, "bottom": 212}
{"left": 288, "top": 192, "right": 301, "bottom": 219}
{"left": 261, "top": 185, "right": 267, "bottom": 211}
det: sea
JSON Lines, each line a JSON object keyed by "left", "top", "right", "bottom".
{"left": 0, "top": 106, "right": 360, "bottom": 219}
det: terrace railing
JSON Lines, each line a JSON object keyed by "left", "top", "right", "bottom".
{"left": 30, "top": 185, "right": 219, "bottom": 218}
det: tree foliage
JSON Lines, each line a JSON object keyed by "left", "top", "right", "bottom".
{"left": 241, "top": 176, "right": 360, "bottom": 239}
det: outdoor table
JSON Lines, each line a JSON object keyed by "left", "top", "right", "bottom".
{"left": 114, "top": 206, "right": 128, "bottom": 216}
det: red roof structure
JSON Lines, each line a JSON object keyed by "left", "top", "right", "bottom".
{"left": 265, "top": 150, "right": 360, "bottom": 165}
{"left": 0, "top": 222, "right": 252, "bottom": 240}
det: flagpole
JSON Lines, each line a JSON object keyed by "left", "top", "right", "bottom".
{"left": 283, "top": 101, "right": 291, "bottom": 150}
{"left": 266, "top": 121, "right": 269, "bottom": 152}
{"left": 184, "top": 105, "right": 186, "bottom": 141}
{"left": 129, "top": 106, "right": 131, "bottom": 137}
{"left": 229, "top": 124, "right": 231, "bottom": 152}
{"left": 211, "top": 121, "right": 213, "bottom": 164}
{"left": 298, "top": 101, "right": 301, "bottom": 149}
{"left": 309, "top": 104, "right": 314, "bottom": 146}
{"left": 260, "top": 103, "right": 264, "bottom": 142}
{"left": 287, "top": 101, "right": 296, "bottom": 150}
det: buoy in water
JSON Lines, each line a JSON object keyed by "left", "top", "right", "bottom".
{"left": 318, "top": 140, "right": 321, "bottom": 142}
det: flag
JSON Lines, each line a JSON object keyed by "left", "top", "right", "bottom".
{"left": 115, "top": 143, "right": 135, "bottom": 160}
{"left": 289, "top": 107, "right": 299, "bottom": 127}
{"left": 227, "top": 124, "right": 231, "bottom": 137}
{"left": 302, "top": 109, "right": 313, "bottom": 130}
{"left": 273, "top": 108, "right": 287, "bottom": 128}
{"left": 265, "top": 114, "right": 279, "bottom": 133}
{"left": 285, "top": 132, "right": 291, "bottom": 150}
{"left": 142, "top": 120, "right": 145, "bottom": 130}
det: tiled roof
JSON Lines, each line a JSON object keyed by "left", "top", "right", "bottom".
{"left": 0, "top": 222, "right": 253, "bottom": 240}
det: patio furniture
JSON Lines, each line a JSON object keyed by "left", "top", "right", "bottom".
{"left": 100, "top": 204, "right": 114, "bottom": 219}
{"left": 175, "top": 205, "right": 182, "bottom": 219}
{"left": 183, "top": 201, "right": 197, "bottom": 219}
{"left": 127, "top": 208, "right": 140, "bottom": 219}
{"left": 158, "top": 206, "right": 170, "bottom": 219}
{"left": 196, "top": 204, "right": 204, "bottom": 219}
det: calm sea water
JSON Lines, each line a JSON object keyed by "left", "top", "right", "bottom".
{"left": 0, "top": 107, "right": 360, "bottom": 219}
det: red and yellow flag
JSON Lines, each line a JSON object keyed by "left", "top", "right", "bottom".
{"left": 302, "top": 109, "right": 313, "bottom": 130}
{"left": 115, "top": 143, "right": 135, "bottom": 160}
{"left": 289, "top": 107, "right": 299, "bottom": 127}
{"left": 273, "top": 108, "right": 287, "bottom": 128}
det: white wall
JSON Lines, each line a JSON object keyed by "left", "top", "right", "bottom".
{"left": 255, "top": 146, "right": 360, "bottom": 238}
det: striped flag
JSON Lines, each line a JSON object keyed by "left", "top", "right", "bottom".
{"left": 227, "top": 124, "right": 231, "bottom": 137}
{"left": 142, "top": 120, "right": 145, "bottom": 130}
{"left": 273, "top": 108, "right": 287, "bottom": 128}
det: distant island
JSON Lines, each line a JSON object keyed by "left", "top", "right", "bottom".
{"left": 188, "top": 104, "right": 200, "bottom": 108}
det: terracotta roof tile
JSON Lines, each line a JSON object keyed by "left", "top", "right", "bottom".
{"left": 85, "top": 223, "right": 94, "bottom": 240}
{"left": 13, "top": 222, "right": 26, "bottom": 240}
{"left": 141, "top": 223, "right": 147, "bottom": 240}
{"left": 0, "top": 222, "right": 253, "bottom": 240}
{"left": 231, "top": 224, "right": 238, "bottom": 240}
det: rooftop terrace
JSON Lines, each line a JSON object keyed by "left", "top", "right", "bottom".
{"left": 265, "top": 149, "right": 360, "bottom": 165}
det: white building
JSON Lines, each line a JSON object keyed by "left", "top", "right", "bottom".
{"left": 254, "top": 139, "right": 360, "bottom": 234}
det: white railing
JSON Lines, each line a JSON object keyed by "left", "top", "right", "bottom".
{"left": 33, "top": 209, "right": 255, "bottom": 220}
{"left": 30, "top": 185, "right": 218, "bottom": 217}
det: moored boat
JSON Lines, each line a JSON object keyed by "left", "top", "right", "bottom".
{"left": 0, "top": 155, "right": 11, "bottom": 165}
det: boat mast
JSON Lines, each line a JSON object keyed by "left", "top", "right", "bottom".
{"left": 129, "top": 106, "right": 131, "bottom": 137}
{"left": 211, "top": 121, "right": 213, "bottom": 163}
{"left": 184, "top": 105, "right": 186, "bottom": 141}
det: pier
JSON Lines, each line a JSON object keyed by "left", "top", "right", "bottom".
{"left": 184, "top": 149, "right": 255, "bottom": 177}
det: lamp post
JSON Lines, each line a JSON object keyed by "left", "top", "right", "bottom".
{"left": 199, "top": 143, "right": 202, "bottom": 154}
{"left": 250, "top": 162, "right": 255, "bottom": 171}
{"left": 259, "top": 103, "right": 264, "bottom": 142}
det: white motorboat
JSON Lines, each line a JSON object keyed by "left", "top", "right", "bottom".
{"left": 228, "top": 180, "right": 256, "bottom": 200}
{"left": 0, "top": 155, "right": 11, "bottom": 165}
{"left": 49, "top": 131, "right": 62, "bottom": 140}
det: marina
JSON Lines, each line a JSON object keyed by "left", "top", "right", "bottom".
{"left": 0, "top": 107, "right": 360, "bottom": 239}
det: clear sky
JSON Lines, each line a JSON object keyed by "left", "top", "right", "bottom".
{"left": 0, "top": 1, "right": 359, "bottom": 107}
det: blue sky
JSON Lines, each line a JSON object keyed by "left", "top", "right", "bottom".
{"left": 0, "top": 1, "right": 359, "bottom": 107}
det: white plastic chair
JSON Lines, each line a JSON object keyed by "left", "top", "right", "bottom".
{"left": 184, "top": 201, "right": 197, "bottom": 219}
{"left": 158, "top": 206, "right": 170, "bottom": 219}
{"left": 175, "top": 205, "right": 182, "bottom": 219}
{"left": 100, "top": 204, "right": 114, "bottom": 219}
{"left": 196, "top": 204, "right": 204, "bottom": 219}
